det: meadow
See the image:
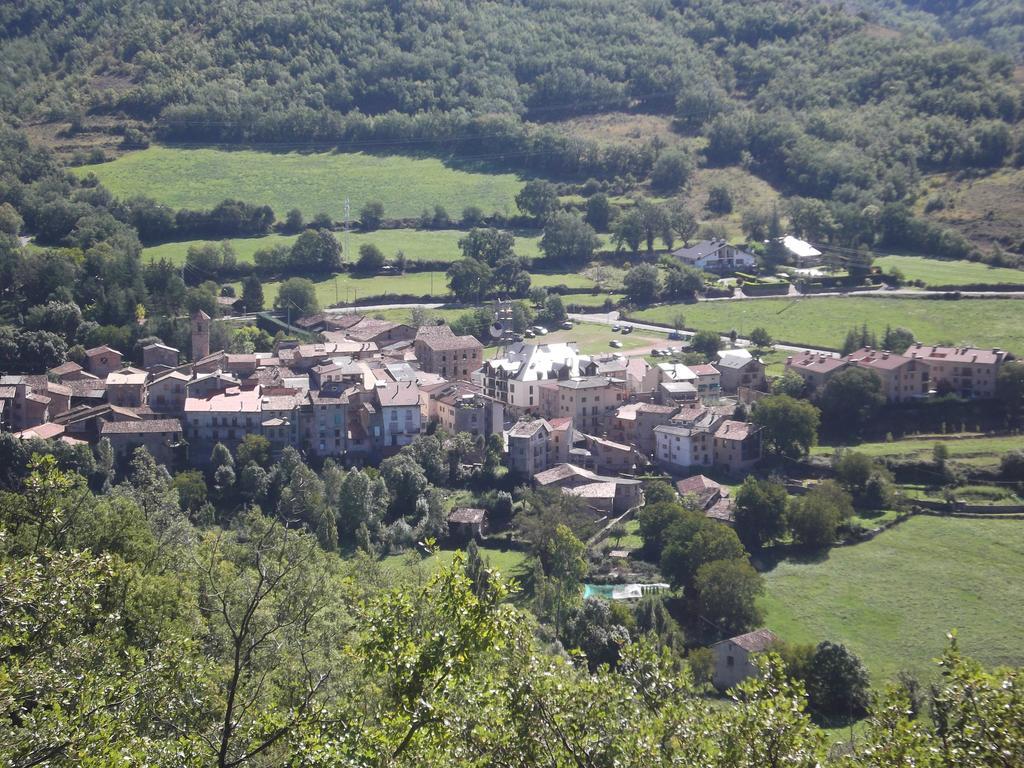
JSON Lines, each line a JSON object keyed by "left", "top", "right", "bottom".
{"left": 250, "top": 269, "right": 598, "bottom": 308}
{"left": 761, "top": 516, "right": 1024, "bottom": 682}
{"left": 74, "top": 145, "right": 526, "bottom": 220}
{"left": 379, "top": 545, "right": 528, "bottom": 579}
{"left": 631, "top": 296, "right": 1024, "bottom": 353}
{"left": 143, "top": 229, "right": 545, "bottom": 266}
{"left": 811, "top": 433, "right": 1022, "bottom": 469}
{"left": 874, "top": 255, "right": 1024, "bottom": 287}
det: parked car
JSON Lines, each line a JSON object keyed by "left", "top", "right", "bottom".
{"left": 611, "top": 324, "right": 621, "bottom": 332}
{"left": 560, "top": 320, "right": 574, "bottom": 330}
{"left": 531, "top": 325, "right": 549, "bottom": 336}
{"left": 609, "top": 339, "right": 623, "bottom": 348}
{"left": 621, "top": 324, "right": 633, "bottom": 334}
{"left": 651, "top": 349, "right": 664, "bottom": 357}
{"left": 668, "top": 330, "right": 683, "bottom": 340}
{"left": 524, "top": 329, "right": 535, "bottom": 338}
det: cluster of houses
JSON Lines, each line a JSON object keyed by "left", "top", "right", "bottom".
{"left": 0, "top": 309, "right": 773, "bottom": 526}
{"left": 785, "top": 343, "right": 1009, "bottom": 402}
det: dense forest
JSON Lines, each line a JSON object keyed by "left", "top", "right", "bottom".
{"left": 838, "top": 0, "right": 1024, "bottom": 60}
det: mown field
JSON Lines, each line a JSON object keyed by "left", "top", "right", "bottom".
{"left": 811, "top": 433, "right": 1022, "bottom": 469}
{"left": 761, "top": 516, "right": 1024, "bottom": 682}
{"left": 74, "top": 145, "right": 526, "bottom": 220}
{"left": 631, "top": 296, "right": 1024, "bottom": 353}
{"left": 379, "top": 545, "right": 528, "bottom": 579}
{"left": 143, "top": 229, "right": 545, "bottom": 266}
{"left": 874, "top": 255, "right": 1024, "bottom": 287}
{"left": 249, "top": 269, "right": 598, "bottom": 308}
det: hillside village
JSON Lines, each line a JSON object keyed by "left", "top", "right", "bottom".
{"left": 3, "top": 0, "right": 1024, "bottom": 758}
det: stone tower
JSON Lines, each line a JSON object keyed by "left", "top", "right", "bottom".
{"left": 191, "top": 309, "right": 211, "bottom": 362}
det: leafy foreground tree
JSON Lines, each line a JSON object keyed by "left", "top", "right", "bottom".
{"left": 3, "top": 459, "right": 1024, "bottom": 767}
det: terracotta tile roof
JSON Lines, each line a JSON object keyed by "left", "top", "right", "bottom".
{"left": 716, "top": 629, "right": 777, "bottom": 653}
{"left": 564, "top": 481, "right": 617, "bottom": 499}
{"left": 714, "top": 420, "right": 757, "bottom": 441}
{"left": 508, "top": 418, "right": 549, "bottom": 438}
{"left": 100, "top": 418, "right": 183, "bottom": 435}
{"left": 375, "top": 381, "right": 419, "bottom": 407}
{"left": 845, "top": 347, "right": 913, "bottom": 371}
{"left": 49, "top": 362, "right": 83, "bottom": 377}
{"left": 677, "top": 474, "right": 722, "bottom": 494}
{"left": 903, "top": 343, "right": 1007, "bottom": 366}
{"left": 14, "top": 423, "right": 65, "bottom": 440}
{"left": 787, "top": 351, "right": 846, "bottom": 373}
{"left": 85, "top": 345, "right": 122, "bottom": 357}
{"left": 418, "top": 333, "right": 482, "bottom": 351}
{"left": 448, "top": 507, "right": 486, "bottom": 524}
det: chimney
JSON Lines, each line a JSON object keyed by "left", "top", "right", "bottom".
{"left": 882, "top": 352, "right": 889, "bottom": 359}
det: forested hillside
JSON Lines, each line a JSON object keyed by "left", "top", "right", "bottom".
{"left": 836, "top": 0, "right": 1024, "bottom": 60}
{"left": 0, "top": 0, "right": 1021, "bottom": 258}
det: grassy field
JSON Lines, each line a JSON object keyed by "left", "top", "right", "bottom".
{"left": 74, "top": 145, "right": 526, "bottom": 220}
{"left": 250, "top": 271, "right": 449, "bottom": 308}
{"left": 874, "top": 255, "right": 1024, "bottom": 287}
{"left": 251, "top": 269, "right": 596, "bottom": 307}
{"left": 761, "top": 516, "right": 1024, "bottom": 682}
{"left": 143, "top": 229, "right": 546, "bottom": 266}
{"left": 811, "top": 433, "right": 1022, "bottom": 469}
{"left": 632, "top": 296, "right": 1024, "bottom": 353}
{"left": 379, "top": 545, "right": 528, "bottom": 579}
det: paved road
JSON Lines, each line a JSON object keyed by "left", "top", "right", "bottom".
{"left": 704, "top": 286, "right": 1024, "bottom": 301}
{"left": 324, "top": 302, "right": 446, "bottom": 314}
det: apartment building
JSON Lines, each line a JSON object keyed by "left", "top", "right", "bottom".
{"left": 902, "top": 343, "right": 1008, "bottom": 399}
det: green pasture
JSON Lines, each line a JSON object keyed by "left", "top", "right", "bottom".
{"left": 811, "top": 433, "right": 1022, "bottom": 469}
{"left": 379, "top": 545, "right": 528, "bottom": 579}
{"left": 632, "top": 296, "right": 1024, "bottom": 354}
{"left": 74, "top": 145, "right": 526, "bottom": 220}
{"left": 143, "top": 228, "right": 545, "bottom": 266}
{"left": 252, "top": 269, "right": 596, "bottom": 307}
{"left": 761, "top": 516, "right": 1024, "bottom": 682}
{"left": 874, "top": 255, "right": 1024, "bottom": 287}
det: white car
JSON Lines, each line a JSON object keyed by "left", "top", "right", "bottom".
{"left": 560, "top": 320, "right": 573, "bottom": 330}
{"left": 609, "top": 339, "right": 623, "bottom": 348}
{"left": 611, "top": 324, "right": 621, "bottom": 332}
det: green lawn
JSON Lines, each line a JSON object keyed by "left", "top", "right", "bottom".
{"left": 874, "top": 255, "right": 1024, "bottom": 288}
{"left": 143, "top": 229, "right": 544, "bottom": 266}
{"left": 379, "top": 545, "right": 528, "bottom": 579}
{"left": 811, "top": 433, "right": 1022, "bottom": 469}
{"left": 632, "top": 296, "right": 1024, "bottom": 353}
{"left": 146, "top": 233, "right": 298, "bottom": 265}
{"left": 761, "top": 516, "right": 1024, "bottom": 683}
{"left": 253, "top": 269, "right": 597, "bottom": 307}
{"left": 74, "top": 145, "right": 526, "bottom": 220}
{"left": 252, "top": 271, "right": 450, "bottom": 308}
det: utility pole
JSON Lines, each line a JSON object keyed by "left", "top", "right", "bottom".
{"left": 343, "top": 197, "right": 350, "bottom": 265}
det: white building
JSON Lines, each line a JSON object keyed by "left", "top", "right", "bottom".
{"left": 780, "top": 235, "right": 822, "bottom": 267}
{"left": 480, "top": 342, "right": 584, "bottom": 410}
{"left": 653, "top": 424, "right": 714, "bottom": 470}
{"left": 671, "top": 239, "right": 756, "bottom": 274}
{"left": 373, "top": 381, "right": 421, "bottom": 450}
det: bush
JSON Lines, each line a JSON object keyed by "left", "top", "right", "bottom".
{"left": 360, "top": 201, "right": 384, "bottom": 230}
{"left": 707, "top": 185, "right": 733, "bottom": 214}
{"left": 805, "top": 642, "right": 870, "bottom": 718}
{"left": 355, "top": 243, "right": 386, "bottom": 273}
